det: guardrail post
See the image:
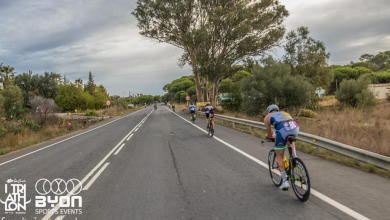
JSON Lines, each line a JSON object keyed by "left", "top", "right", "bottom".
{"left": 221, "top": 119, "right": 224, "bottom": 126}
{"left": 249, "top": 126, "right": 252, "bottom": 133}
{"left": 317, "top": 146, "right": 322, "bottom": 153}
{"left": 233, "top": 122, "right": 235, "bottom": 128}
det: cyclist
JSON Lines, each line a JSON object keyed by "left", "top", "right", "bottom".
{"left": 189, "top": 103, "right": 196, "bottom": 120}
{"left": 172, "top": 104, "right": 176, "bottom": 111}
{"left": 204, "top": 103, "right": 214, "bottom": 129}
{"left": 264, "top": 104, "right": 299, "bottom": 190}
{"left": 168, "top": 103, "right": 171, "bottom": 109}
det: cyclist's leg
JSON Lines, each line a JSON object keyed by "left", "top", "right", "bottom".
{"left": 274, "top": 130, "right": 288, "bottom": 187}
{"left": 211, "top": 116, "right": 215, "bottom": 128}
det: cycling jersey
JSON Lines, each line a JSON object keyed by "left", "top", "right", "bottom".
{"left": 205, "top": 105, "right": 214, "bottom": 118}
{"left": 205, "top": 105, "right": 213, "bottom": 113}
{"left": 270, "top": 111, "right": 299, "bottom": 151}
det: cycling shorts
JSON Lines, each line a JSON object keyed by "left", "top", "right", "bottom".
{"left": 206, "top": 113, "right": 214, "bottom": 119}
{"left": 274, "top": 127, "right": 299, "bottom": 151}
{"left": 190, "top": 110, "right": 195, "bottom": 114}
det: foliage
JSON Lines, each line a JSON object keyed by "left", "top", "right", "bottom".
{"left": 0, "top": 65, "right": 16, "bottom": 89}
{"left": 14, "top": 71, "right": 59, "bottom": 107}
{"left": 219, "top": 79, "right": 242, "bottom": 112}
{"left": 283, "top": 26, "right": 333, "bottom": 89}
{"left": 163, "top": 75, "right": 195, "bottom": 103}
{"left": 29, "top": 96, "right": 58, "bottom": 124}
{"left": 133, "top": 0, "right": 289, "bottom": 105}
{"left": 85, "top": 71, "right": 96, "bottom": 95}
{"left": 336, "top": 75, "right": 376, "bottom": 108}
{"left": 241, "top": 57, "right": 312, "bottom": 115}
{"left": 20, "top": 118, "right": 40, "bottom": 132}
{"left": 0, "top": 85, "right": 24, "bottom": 119}
{"left": 55, "top": 84, "right": 92, "bottom": 111}
{"left": 85, "top": 110, "right": 98, "bottom": 116}
{"left": 298, "top": 109, "right": 318, "bottom": 118}
{"left": 351, "top": 62, "right": 369, "bottom": 68}
{"left": 137, "top": 95, "right": 154, "bottom": 105}
{"left": 371, "top": 71, "right": 390, "bottom": 83}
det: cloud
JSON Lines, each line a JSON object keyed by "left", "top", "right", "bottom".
{"left": 279, "top": 0, "right": 390, "bottom": 64}
{"left": 1, "top": 0, "right": 389, "bottom": 96}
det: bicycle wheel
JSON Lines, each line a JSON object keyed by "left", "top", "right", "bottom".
{"left": 268, "top": 150, "right": 282, "bottom": 187}
{"left": 290, "top": 157, "right": 311, "bottom": 202}
{"left": 210, "top": 124, "right": 214, "bottom": 137}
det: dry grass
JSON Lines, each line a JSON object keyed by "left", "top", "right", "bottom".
{"left": 298, "top": 103, "right": 390, "bottom": 157}
{"left": 0, "top": 106, "right": 143, "bottom": 156}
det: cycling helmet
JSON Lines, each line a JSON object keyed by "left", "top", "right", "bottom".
{"left": 266, "top": 104, "right": 279, "bottom": 114}
{"left": 206, "top": 103, "right": 210, "bottom": 106}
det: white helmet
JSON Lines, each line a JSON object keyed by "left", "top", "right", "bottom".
{"left": 266, "top": 104, "right": 279, "bottom": 114}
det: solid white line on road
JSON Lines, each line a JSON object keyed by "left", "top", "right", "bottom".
{"left": 83, "top": 162, "right": 110, "bottom": 190}
{"left": 55, "top": 216, "right": 65, "bottom": 220}
{"left": 0, "top": 108, "right": 146, "bottom": 167}
{"left": 126, "top": 134, "right": 134, "bottom": 141}
{"left": 42, "top": 112, "right": 152, "bottom": 220}
{"left": 114, "top": 143, "right": 126, "bottom": 155}
{"left": 167, "top": 107, "right": 370, "bottom": 220}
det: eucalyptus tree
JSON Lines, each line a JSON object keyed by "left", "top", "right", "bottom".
{"left": 133, "top": 0, "right": 288, "bottom": 105}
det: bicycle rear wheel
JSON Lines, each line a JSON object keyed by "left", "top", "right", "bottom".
{"left": 268, "top": 150, "right": 282, "bottom": 187}
{"left": 210, "top": 124, "right": 214, "bottom": 137}
{"left": 290, "top": 157, "right": 311, "bottom": 202}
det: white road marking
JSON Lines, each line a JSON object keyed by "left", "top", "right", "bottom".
{"left": 0, "top": 108, "right": 145, "bottom": 167}
{"left": 135, "top": 128, "right": 139, "bottom": 132}
{"left": 83, "top": 162, "right": 110, "bottom": 190}
{"left": 42, "top": 111, "right": 153, "bottom": 220}
{"left": 167, "top": 107, "right": 370, "bottom": 220}
{"left": 114, "top": 143, "right": 126, "bottom": 155}
{"left": 126, "top": 134, "right": 134, "bottom": 141}
{"left": 56, "top": 215, "right": 65, "bottom": 220}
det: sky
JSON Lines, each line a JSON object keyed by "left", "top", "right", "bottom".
{"left": 1, "top": 0, "right": 389, "bottom": 96}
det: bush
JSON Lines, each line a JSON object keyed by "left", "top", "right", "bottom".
{"left": 85, "top": 110, "right": 98, "bottom": 116}
{"left": 241, "top": 59, "right": 312, "bottom": 116}
{"left": 20, "top": 118, "right": 41, "bottom": 132}
{"left": 371, "top": 71, "right": 390, "bottom": 83}
{"left": 351, "top": 62, "right": 369, "bottom": 68}
{"left": 336, "top": 75, "right": 376, "bottom": 108}
{"left": 0, "top": 85, "right": 24, "bottom": 119}
{"left": 298, "top": 109, "right": 318, "bottom": 118}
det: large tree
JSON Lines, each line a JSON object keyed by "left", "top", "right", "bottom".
{"left": 133, "top": 0, "right": 288, "bottom": 105}
{"left": 283, "top": 26, "right": 333, "bottom": 90}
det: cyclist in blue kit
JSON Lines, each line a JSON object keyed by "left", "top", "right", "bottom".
{"left": 264, "top": 104, "right": 299, "bottom": 190}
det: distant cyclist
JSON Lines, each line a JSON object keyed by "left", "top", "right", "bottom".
{"left": 264, "top": 104, "right": 299, "bottom": 190}
{"left": 204, "top": 103, "right": 214, "bottom": 129}
{"left": 189, "top": 103, "right": 196, "bottom": 120}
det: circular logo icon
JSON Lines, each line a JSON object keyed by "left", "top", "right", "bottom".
{"left": 35, "top": 178, "right": 82, "bottom": 195}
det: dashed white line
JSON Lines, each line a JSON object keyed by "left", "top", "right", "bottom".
{"left": 114, "top": 143, "right": 126, "bottom": 155}
{"left": 42, "top": 111, "right": 153, "bottom": 220}
{"left": 0, "top": 108, "right": 145, "bottom": 167}
{"left": 135, "top": 128, "right": 139, "bottom": 132}
{"left": 83, "top": 162, "right": 110, "bottom": 191}
{"left": 126, "top": 134, "right": 134, "bottom": 141}
{"left": 167, "top": 107, "right": 370, "bottom": 220}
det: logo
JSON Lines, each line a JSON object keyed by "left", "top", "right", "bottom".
{"left": 35, "top": 178, "right": 82, "bottom": 215}
{"left": 0, "top": 179, "right": 31, "bottom": 214}
{"left": 35, "top": 179, "right": 82, "bottom": 196}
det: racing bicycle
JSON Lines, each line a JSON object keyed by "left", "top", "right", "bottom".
{"left": 264, "top": 136, "right": 311, "bottom": 202}
{"left": 190, "top": 112, "right": 196, "bottom": 123}
{"left": 207, "top": 115, "right": 214, "bottom": 137}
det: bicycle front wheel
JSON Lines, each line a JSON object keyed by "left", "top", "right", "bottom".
{"left": 290, "top": 157, "right": 311, "bottom": 202}
{"left": 268, "top": 150, "right": 282, "bottom": 187}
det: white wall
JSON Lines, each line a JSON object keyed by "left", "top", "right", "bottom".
{"left": 369, "top": 84, "right": 389, "bottom": 99}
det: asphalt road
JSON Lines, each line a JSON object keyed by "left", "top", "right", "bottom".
{"left": 0, "top": 106, "right": 389, "bottom": 220}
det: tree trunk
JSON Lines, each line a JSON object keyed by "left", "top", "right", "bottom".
{"left": 208, "top": 80, "right": 219, "bottom": 107}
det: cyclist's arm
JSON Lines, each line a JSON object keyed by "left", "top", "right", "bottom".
{"left": 264, "top": 114, "right": 273, "bottom": 139}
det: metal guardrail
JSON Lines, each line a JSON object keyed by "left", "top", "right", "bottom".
{"left": 195, "top": 111, "right": 390, "bottom": 170}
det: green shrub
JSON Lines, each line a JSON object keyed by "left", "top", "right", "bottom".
{"left": 20, "top": 119, "right": 40, "bottom": 132}
{"left": 336, "top": 75, "right": 376, "bottom": 108}
{"left": 371, "top": 71, "right": 390, "bottom": 83}
{"left": 298, "top": 109, "right": 318, "bottom": 118}
{"left": 85, "top": 110, "right": 98, "bottom": 116}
